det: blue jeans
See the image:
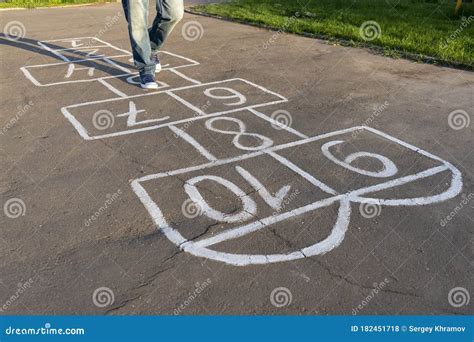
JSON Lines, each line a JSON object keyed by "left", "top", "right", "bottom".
{"left": 122, "top": 0, "right": 184, "bottom": 74}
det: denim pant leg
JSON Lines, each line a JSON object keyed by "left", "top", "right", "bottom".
{"left": 122, "top": 0, "right": 155, "bottom": 74}
{"left": 149, "top": 0, "right": 184, "bottom": 52}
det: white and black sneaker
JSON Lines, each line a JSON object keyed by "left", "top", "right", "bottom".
{"left": 139, "top": 73, "right": 159, "bottom": 89}
{"left": 151, "top": 52, "right": 162, "bottom": 73}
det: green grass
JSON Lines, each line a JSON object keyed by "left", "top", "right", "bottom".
{"left": 191, "top": 0, "right": 474, "bottom": 66}
{"left": 0, "top": 0, "right": 112, "bottom": 8}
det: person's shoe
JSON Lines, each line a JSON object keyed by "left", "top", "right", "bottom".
{"left": 151, "top": 52, "right": 162, "bottom": 73}
{"left": 139, "top": 73, "right": 159, "bottom": 89}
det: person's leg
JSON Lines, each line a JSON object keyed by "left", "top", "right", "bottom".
{"left": 149, "top": 0, "right": 184, "bottom": 52}
{"left": 122, "top": 0, "right": 155, "bottom": 75}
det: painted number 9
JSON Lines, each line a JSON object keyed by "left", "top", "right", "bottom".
{"left": 203, "top": 87, "right": 246, "bottom": 106}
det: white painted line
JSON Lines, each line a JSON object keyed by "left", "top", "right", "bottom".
{"left": 248, "top": 107, "right": 308, "bottom": 139}
{"left": 103, "top": 57, "right": 132, "bottom": 74}
{"left": 60, "top": 107, "right": 92, "bottom": 140}
{"left": 266, "top": 151, "right": 338, "bottom": 195}
{"left": 168, "top": 68, "right": 202, "bottom": 85}
{"left": 23, "top": 54, "right": 132, "bottom": 68}
{"left": 37, "top": 41, "right": 71, "bottom": 62}
{"left": 167, "top": 91, "right": 207, "bottom": 116}
{"left": 97, "top": 79, "right": 128, "bottom": 98}
{"left": 169, "top": 125, "right": 218, "bottom": 162}
{"left": 194, "top": 195, "right": 343, "bottom": 248}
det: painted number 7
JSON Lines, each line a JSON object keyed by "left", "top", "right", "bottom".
{"left": 184, "top": 166, "right": 291, "bottom": 223}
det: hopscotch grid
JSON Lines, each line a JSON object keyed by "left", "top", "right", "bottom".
{"left": 135, "top": 126, "right": 365, "bottom": 182}
{"left": 63, "top": 78, "right": 288, "bottom": 108}
{"left": 22, "top": 36, "right": 463, "bottom": 266}
{"left": 59, "top": 78, "right": 289, "bottom": 139}
{"left": 21, "top": 42, "right": 200, "bottom": 86}
{"left": 133, "top": 161, "right": 452, "bottom": 253}
{"left": 130, "top": 125, "right": 460, "bottom": 260}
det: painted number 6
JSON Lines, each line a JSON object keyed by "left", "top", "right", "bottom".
{"left": 321, "top": 140, "right": 398, "bottom": 178}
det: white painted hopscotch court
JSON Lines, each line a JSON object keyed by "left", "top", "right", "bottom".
{"left": 2, "top": 4, "right": 472, "bottom": 314}
{"left": 20, "top": 36, "right": 463, "bottom": 267}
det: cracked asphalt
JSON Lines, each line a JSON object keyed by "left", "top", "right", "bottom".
{"left": 0, "top": 2, "right": 473, "bottom": 315}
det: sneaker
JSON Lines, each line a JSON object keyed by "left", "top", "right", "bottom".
{"left": 151, "top": 51, "right": 162, "bottom": 73}
{"left": 139, "top": 73, "right": 159, "bottom": 89}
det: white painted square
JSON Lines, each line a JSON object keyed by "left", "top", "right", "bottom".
{"left": 21, "top": 52, "right": 199, "bottom": 86}
{"left": 169, "top": 79, "right": 288, "bottom": 115}
{"left": 39, "top": 37, "right": 110, "bottom": 51}
{"left": 61, "top": 78, "right": 288, "bottom": 140}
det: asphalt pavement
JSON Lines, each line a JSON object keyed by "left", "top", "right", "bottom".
{"left": 0, "top": 2, "right": 472, "bottom": 315}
